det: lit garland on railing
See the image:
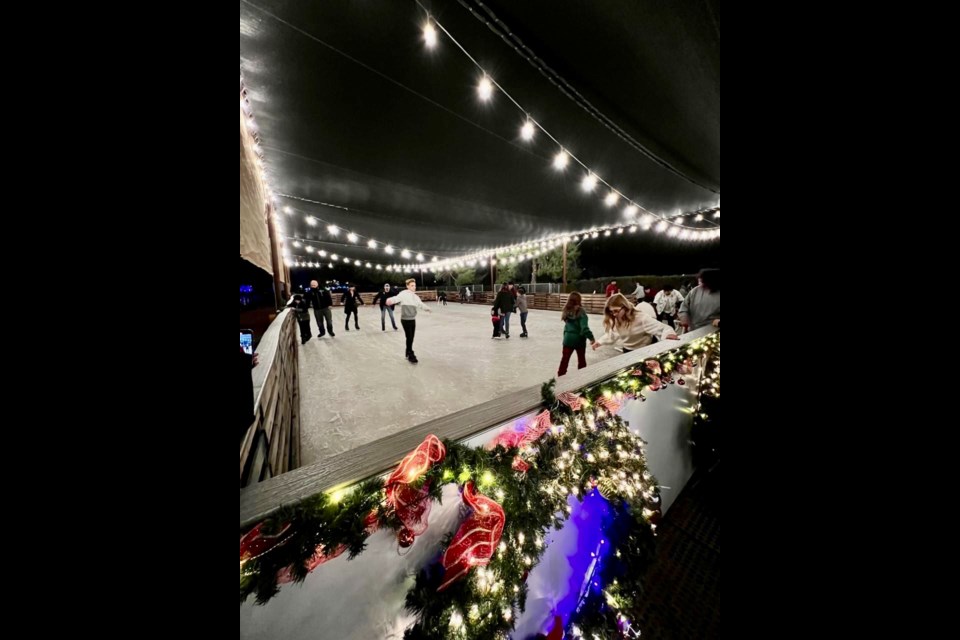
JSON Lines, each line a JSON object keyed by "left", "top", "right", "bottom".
{"left": 240, "top": 333, "right": 720, "bottom": 639}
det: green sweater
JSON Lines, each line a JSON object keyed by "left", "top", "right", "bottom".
{"left": 562, "top": 310, "right": 595, "bottom": 348}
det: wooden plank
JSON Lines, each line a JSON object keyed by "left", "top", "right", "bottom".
{"left": 276, "top": 397, "right": 290, "bottom": 475}
{"left": 240, "top": 326, "right": 717, "bottom": 527}
{"left": 290, "top": 377, "right": 301, "bottom": 469}
{"left": 239, "top": 415, "right": 259, "bottom": 486}
{"left": 268, "top": 386, "right": 285, "bottom": 477}
{"left": 260, "top": 372, "right": 281, "bottom": 445}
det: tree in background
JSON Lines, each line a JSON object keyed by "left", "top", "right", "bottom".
{"left": 537, "top": 243, "right": 582, "bottom": 282}
{"left": 454, "top": 267, "right": 477, "bottom": 286}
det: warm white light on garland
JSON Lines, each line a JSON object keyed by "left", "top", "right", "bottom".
{"left": 604, "top": 192, "right": 619, "bottom": 207}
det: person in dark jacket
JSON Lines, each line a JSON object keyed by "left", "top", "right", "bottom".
{"left": 558, "top": 292, "right": 597, "bottom": 376}
{"left": 305, "top": 280, "right": 335, "bottom": 337}
{"left": 493, "top": 284, "right": 516, "bottom": 338}
{"left": 287, "top": 293, "right": 313, "bottom": 344}
{"left": 371, "top": 283, "right": 399, "bottom": 331}
{"left": 341, "top": 284, "right": 364, "bottom": 331}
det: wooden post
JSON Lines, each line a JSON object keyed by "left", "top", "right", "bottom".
{"left": 266, "top": 203, "right": 283, "bottom": 308}
{"left": 562, "top": 241, "right": 568, "bottom": 292}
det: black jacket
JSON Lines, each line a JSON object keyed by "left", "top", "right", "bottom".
{"left": 306, "top": 287, "right": 333, "bottom": 310}
{"left": 494, "top": 289, "right": 515, "bottom": 314}
{"left": 342, "top": 290, "right": 364, "bottom": 312}
{"left": 372, "top": 288, "right": 397, "bottom": 308}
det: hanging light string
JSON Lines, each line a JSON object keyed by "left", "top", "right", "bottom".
{"left": 279, "top": 192, "right": 717, "bottom": 271}
{"left": 413, "top": 2, "right": 720, "bottom": 233}
{"left": 450, "top": 0, "right": 720, "bottom": 196}
{"left": 242, "top": 71, "right": 292, "bottom": 263}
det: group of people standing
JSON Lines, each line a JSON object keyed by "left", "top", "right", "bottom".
{"left": 288, "top": 278, "right": 432, "bottom": 364}
{"left": 491, "top": 283, "right": 529, "bottom": 339}
{"left": 560, "top": 268, "right": 720, "bottom": 376}
{"left": 288, "top": 279, "right": 365, "bottom": 344}
{"left": 285, "top": 268, "right": 718, "bottom": 376}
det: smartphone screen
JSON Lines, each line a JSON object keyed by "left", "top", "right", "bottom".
{"left": 240, "top": 330, "right": 254, "bottom": 355}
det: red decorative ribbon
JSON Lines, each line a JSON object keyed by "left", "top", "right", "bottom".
{"left": 490, "top": 410, "right": 553, "bottom": 473}
{"left": 556, "top": 391, "right": 584, "bottom": 411}
{"left": 598, "top": 395, "right": 623, "bottom": 415}
{"left": 240, "top": 521, "right": 292, "bottom": 562}
{"left": 438, "top": 481, "right": 505, "bottom": 591}
{"left": 276, "top": 512, "right": 379, "bottom": 584}
{"left": 385, "top": 434, "right": 446, "bottom": 546}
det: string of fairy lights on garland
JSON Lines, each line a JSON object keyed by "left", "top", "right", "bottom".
{"left": 413, "top": 1, "right": 719, "bottom": 234}
{"left": 240, "top": 333, "right": 720, "bottom": 639}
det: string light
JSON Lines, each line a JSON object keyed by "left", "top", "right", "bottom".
{"left": 327, "top": 225, "right": 339, "bottom": 236}
{"left": 347, "top": 232, "right": 358, "bottom": 243}
{"left": 306, "top": 216, "right": 317, "bottom": 226}
{"left": 423, "top": 21, "right": 438, "bottom": 49}
{"left": 367, "top": 239, "right": 377, "bottom": 248}
{"left": 478, "top": 75, "right": 494, "bottom": 101}
{"left": 521, "top": 119, "right": 536, "bottom": 141}
{"left": 407, "top": 14, "right": 719, "bottom": 238}
{"left": 581, "top": 173, "right": 598, "bottom": 192}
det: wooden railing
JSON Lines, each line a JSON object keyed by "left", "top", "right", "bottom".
{"left": 445, "top": 291, "right": 622, "bottom": 314}
{"left": 240, "top": 309, "right": 301, "bottom": 487}
{"left": 240, "top": 325, "right": 716, "bottom": 527}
